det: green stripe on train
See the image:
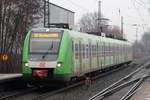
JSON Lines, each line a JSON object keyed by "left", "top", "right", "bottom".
{"left": 22, "top": 31, "right": 32, "bottom": 74}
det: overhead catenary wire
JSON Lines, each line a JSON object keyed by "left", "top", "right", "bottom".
{"left": 130, "top": 0, "right": 150, "bottom": 33}
{"left": 131, "top": 0, "right": 148, "bottom": 23}
{"left": 134, "top": 0, "right": 148, "bottom": 9}
{"left": 63, "top": 0, "right": 90, "bottom": 12}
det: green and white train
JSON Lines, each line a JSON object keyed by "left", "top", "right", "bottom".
{"left": 22, "top": 28, "right": 133, "bottom": 82}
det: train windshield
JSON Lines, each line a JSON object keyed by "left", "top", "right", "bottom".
{"left": 30, "top": 38, "right": 60, "bottom": 54}
{"left": 29, "top": 31, "right": 63, "bottom": 61}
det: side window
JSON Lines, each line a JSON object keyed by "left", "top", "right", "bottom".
{"left": 106, "top": 43, "right": 108, "bottom": 53}
{"left": 83, "top": 44, "right": 85, "bottom": 57}
{"left": 94, "top": 45, "right": 96, "bottom": 55}
{"left": 92, "top": 44, "right": 94, "bottom": 55}
{"left": 104, "top": 42, "right": 106, "bottom": 53}
{"left": 97, "top": 43, "right": 99, "bottom": 55}
{"left": 95, "top": 45, "right": 97, "bottom": 55}
{"left": 75, "top": 43, "right": 78, "bottom": 56}
{"left": 92, "top": 45, "right": 94, "bottom": 55}
{"left": 100, "top": 43, "right": 102, "bottom": 54}
{"left": 79, "top": 43, "right": 81, "bottom": 56}
{"left": 86, "top": 44, "right": 88, "bottom": 58}
{"left": 108, "top": 43, "right": 110, "bottom": 52}
{"left": 72, "top": 41, "right": 74, "bottom": 52}
{"left": 101, "top": 42, "right": 102, "bottom": 54}
{"left": 89, "top": 44, "right": 91, "bottom": 56}
{"left": 117, "top": 44, "right": 119, "bottom": 52}
{"left": 102, "top": 42, "right": 104, "bottom": 54}
{"left": 98, "top": 44, "right": 100, "bottom": 54}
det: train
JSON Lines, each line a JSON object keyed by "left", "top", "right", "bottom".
{"left": 22, "top": 28, "right": 133, "bottom": 82}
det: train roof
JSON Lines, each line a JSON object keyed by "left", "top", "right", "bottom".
{"left": 30, "top": 28, "right": 131, "bottom": 45}
{"left": 66, "top": 29, "right": 131, "bottom": 45}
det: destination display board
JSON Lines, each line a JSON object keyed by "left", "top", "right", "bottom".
{"left": 34, "top": 33, "right": 58, "bottom": 38}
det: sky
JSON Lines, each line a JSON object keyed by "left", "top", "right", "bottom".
{"left": 49, "top": 0, "right": 150, "bottom": 43}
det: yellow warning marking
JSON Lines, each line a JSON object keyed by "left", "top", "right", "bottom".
{"left": 73, "top": 38, "right": 79, "bottom": 40}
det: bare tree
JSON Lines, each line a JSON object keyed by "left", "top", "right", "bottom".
{"left": 79, "top": 12, "right": 107, "bottom": 33}
{"left": 78, "top": 12, "right": 122, "bottom": 39}
{"left": 0, "top": 0, "right": 43, "bottom": 73}
{"left": 106, "top": 25, "right": 121, "bottom": 39}
{"left": 141, "top": 31, "right": 150, "bottom": 54}
{"left": 132, "top": 30, "right": 150, "bottom": 58}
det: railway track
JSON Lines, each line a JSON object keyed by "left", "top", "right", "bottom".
{"left": 20, "top": 63, "right": 140, "bottom": 100}
{"left": 89, "top": 61, "right": 150, "bottom": 100}
{"left": 0, "top": 87, "right": 38, "bottom": 100}
{"left": 0, "top": 61, "right": 146, "bottom": 100}
{"left": 0, "top": 63, "right": 130, "bottom": 100}
{"left": 22, "top": 66, "right": 124, "bottom": 100}
{"left": 120, "top": 76, "right": 147, "bottom": 100}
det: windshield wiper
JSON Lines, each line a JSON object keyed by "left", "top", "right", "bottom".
{"left": 42, "top": 41, "right": 53, "bottom": 59}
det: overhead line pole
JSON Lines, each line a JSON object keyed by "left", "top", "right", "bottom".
{"left": 98, "top": 0, "right": 101, "bottom": 34}
{"left": 44, "top": 0, "right": 46, "bottom": 27}
{"left": 48, "top": 0, "right": 50, "bottom": 28}
{"left": 121, "top": 16, "right": 124, "bottom": 39}
{"left": 44, "top": 0, "right": 50, "bottom": 28}
{"left": 133, "top": 24, "right": 139, "bottom": 57}
{"left": 135, "top": 26, "right": 138, "bottom": 46}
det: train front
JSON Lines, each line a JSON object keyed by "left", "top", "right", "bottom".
{"left": 22, "top": 28, "right": 64, "bottom": 81}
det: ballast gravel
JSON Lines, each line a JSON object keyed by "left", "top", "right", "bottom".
{"left": 43, "top": 56, "right": 150, "bottom": 100}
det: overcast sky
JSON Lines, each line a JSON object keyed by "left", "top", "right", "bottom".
{"left": 50, "top": 0, "right": 150, "bottom": 43}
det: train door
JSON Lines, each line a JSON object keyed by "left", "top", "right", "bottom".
{"left": 119, "top": 44, "right": 121, "bottom": 64}
{"left": 89, "top": 40, "right": 92, "bottom": 71}
{"left": 99, "top": 39, "right": 102, "bottom": 69}
{"left": 105, "top": 42, "right": 109, "bottom": 66}
{"left": 81, "top": 43, "right": 85, "bottom": 73}
{"left": 110, "top": 42, "right": 113, "bottom": 65}
{"left": 116, "top": 44, "right": 118, "bottom": 64}
{"left": 97, "top": 40, "right": 100, "bottom": 69}
{"left": 79, "top": 41, "right": 82, "bottom": 75}
{"left": 124, "top": 44, "right": 126, "bottom": 62}
{"left": 120, "top": 44, "right": 122, "bottom": 63}
{"left": 117, "top": 44, "right": 119, "bottom": 64}
{"left": 113, "top": 43, "right": 115, "bottom": 65}
{"left": 73, "top": 40, "right": 80, "bottom": 76}
{"left": 122, "top": 44, "right": 123, "bottom": 63}
{"left": 121, "top": 43, "right": 123, "bottom": 63}
{"left": 109, "top": 42, "right": 111, "bottom": 65}
{"left": 124, "top": 44, "right": 126, "bottom": 61}
{"left": 107, "top": 42, "right": 110, "bottom": 66}
{"left": 81, "top": 41, "right": 86, "bottom": 73}
{"left": 102, "top": 40, "right": 105, "bottom": 68}
{"left": 101, "top": 40, "right": 104, "bottom": 68}
{"left": 115, "top": 43, "right": 117, "bottom": 64}
{"left": 123, "top": 44, "right": 125, "bottom": 62}
{"left": 125, "top": 44, "right": 127, "bottom": 61}
{"left": 91, "top": 41, "right": 93, "bottom": 70}
{"left": 91, "top": 41, "right": 97, "bottom": 70}
{"left": 127, "top": 45, "right": 129, "bottom": 60}
{"left": 85, "top": 40, "right": 89, "bottom": 72}
{"left": 98, "top": 40, "right": 101, "bottom": 69}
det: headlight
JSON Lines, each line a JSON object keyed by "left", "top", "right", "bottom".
{"left": 24, "top": 62, "right": 29, "bottom": 67}
{"left": 56, "top": 62, "right": 63, "bottom": 68}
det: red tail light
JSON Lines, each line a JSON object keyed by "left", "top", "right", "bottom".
{"left": 33, "top": 70, "right": 48, "bottom": 78}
